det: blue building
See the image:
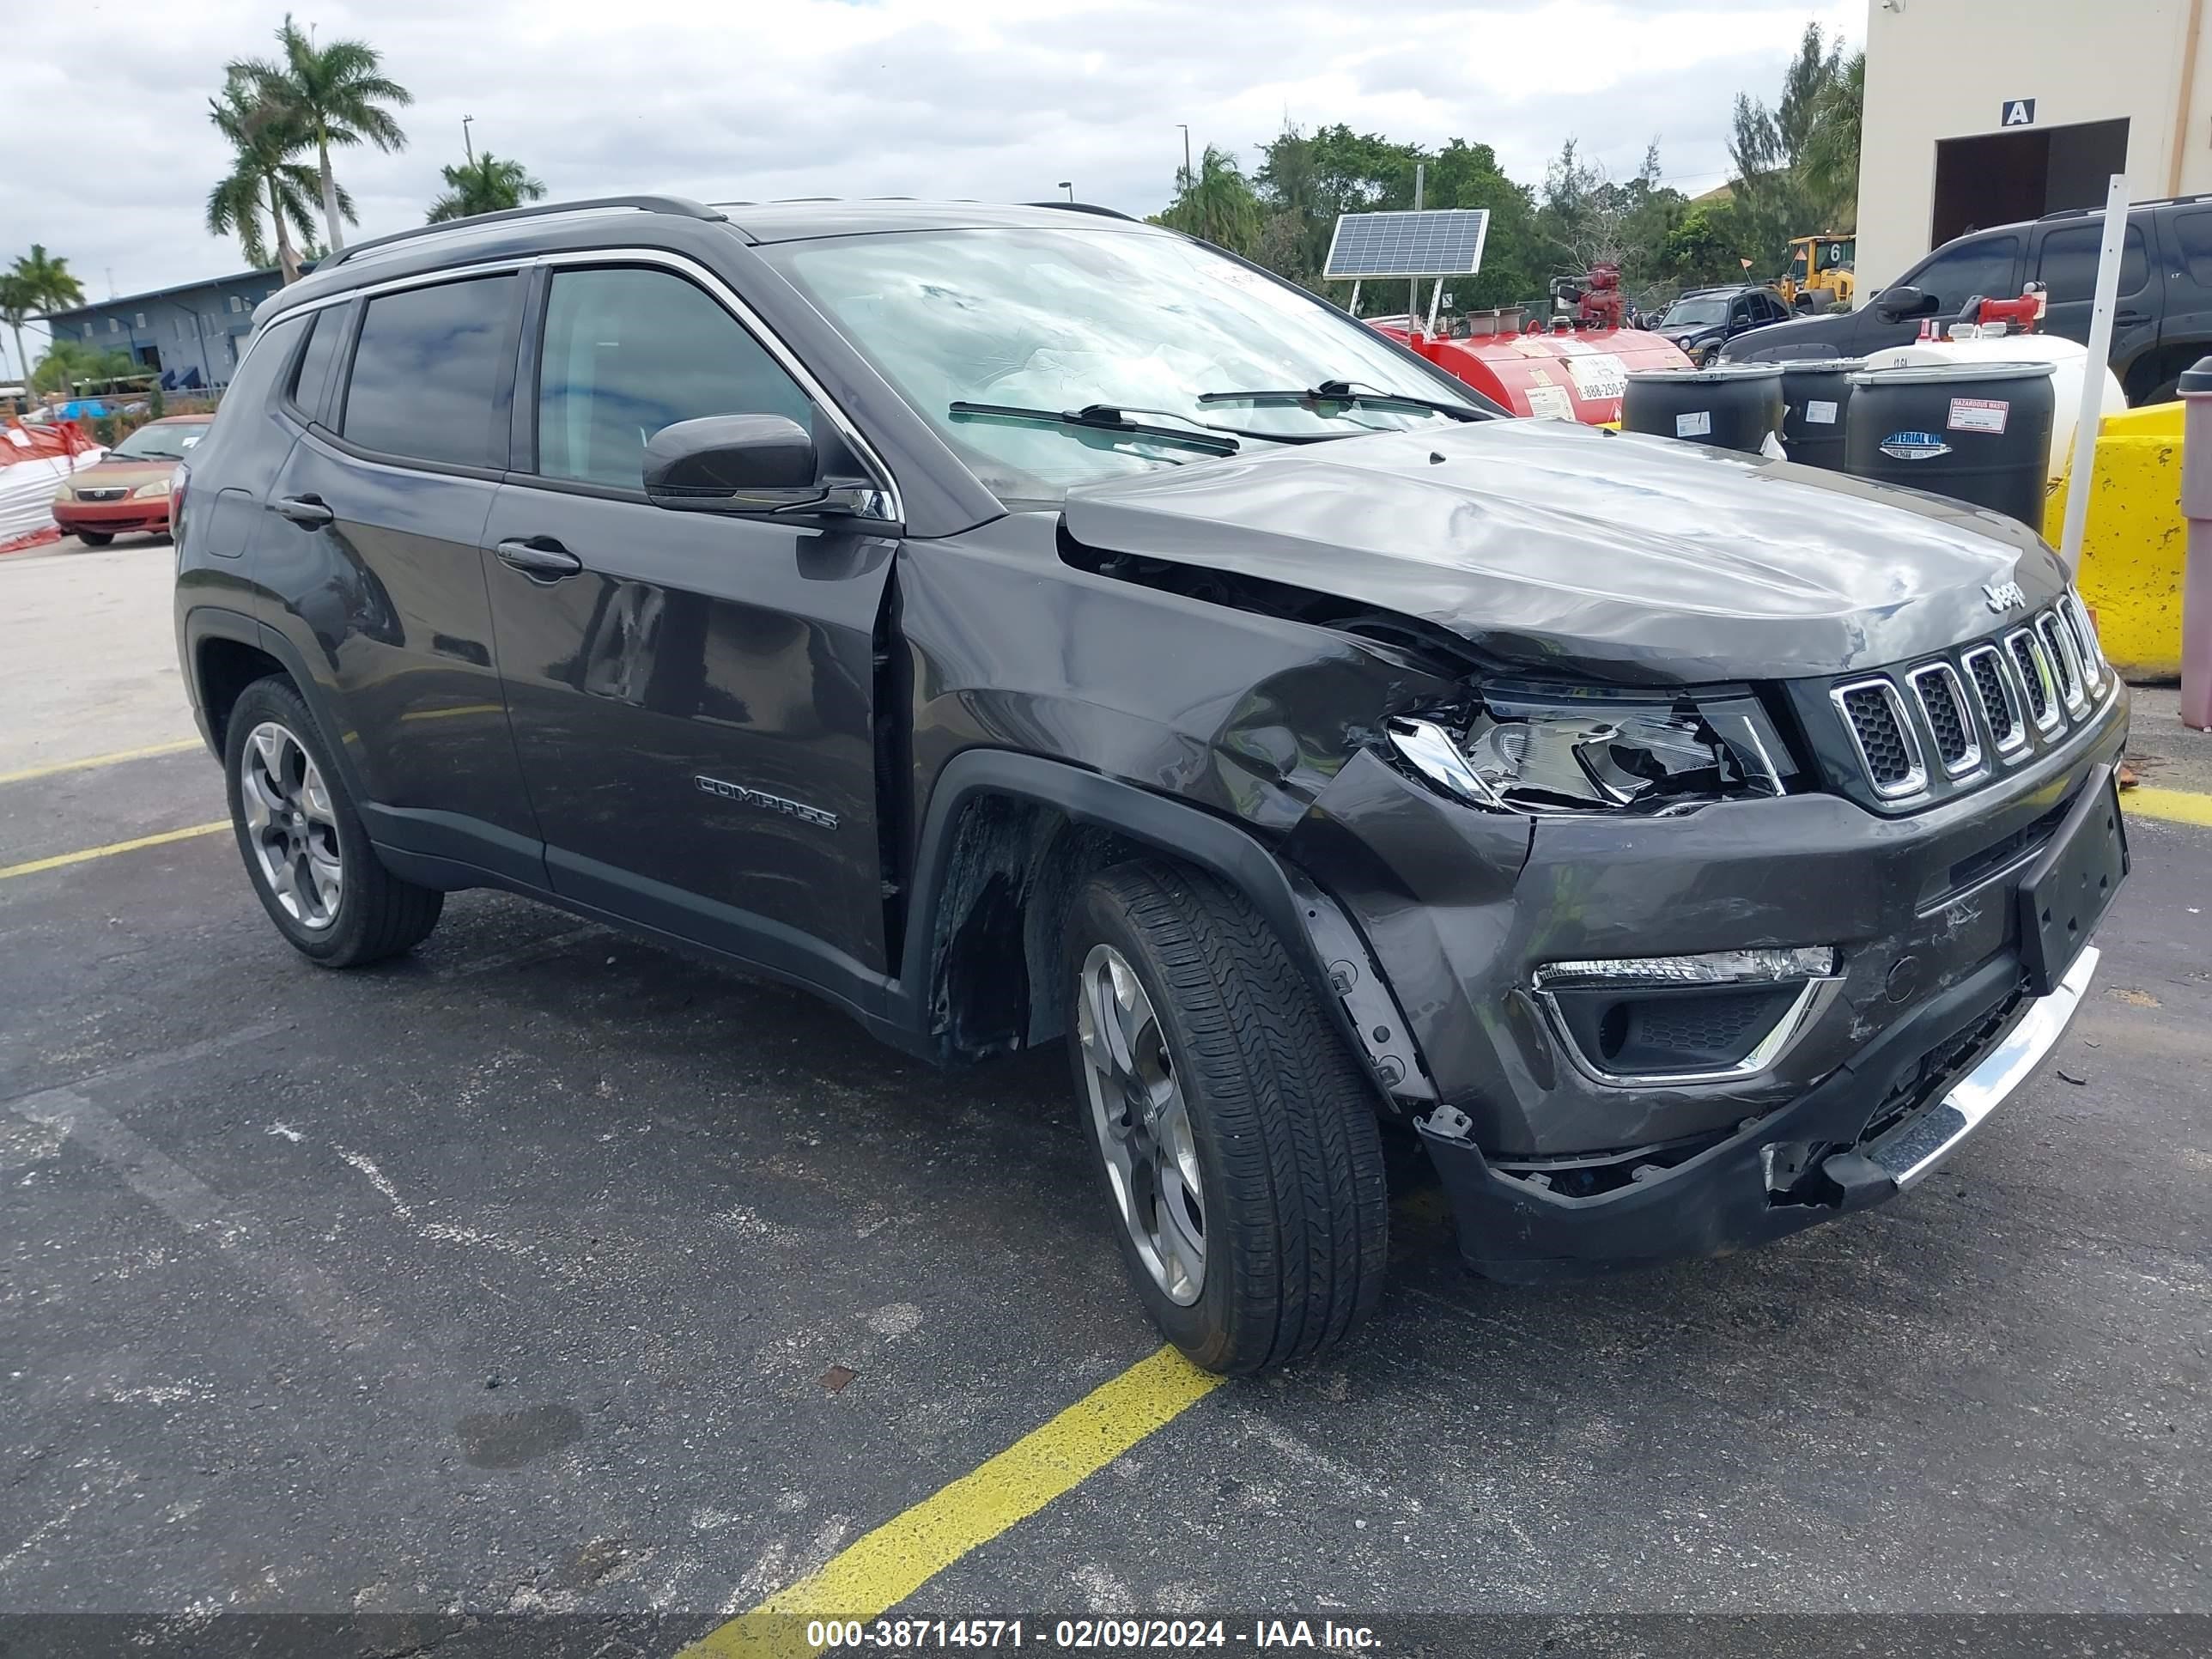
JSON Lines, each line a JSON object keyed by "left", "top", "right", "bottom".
{"left": 39, "top": 268, "right": 283, "bottom": 392}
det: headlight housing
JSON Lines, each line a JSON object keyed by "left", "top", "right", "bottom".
{"left": 131, "top": 477, "right": 172, "bottom": 499}
{"left": 1387, "top": 685, "right": 1799, "bottom": 814}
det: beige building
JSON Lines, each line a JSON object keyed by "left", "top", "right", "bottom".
{"left": 1856, "top": 0, "right": 2212, "bottom": 287}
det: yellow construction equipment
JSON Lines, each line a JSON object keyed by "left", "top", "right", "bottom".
{"left": 1778, "top": 234, "right": 1856, "bottom": 313}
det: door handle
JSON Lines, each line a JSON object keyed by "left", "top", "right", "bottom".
{"left": 270, "top": 494, "right": 333, "bottom": 528}
{"left": 2113, "top": 309, "right": 2150, "bottom": 326}
{"left": 495, "top": 537, "right": 584, "bottom": 579}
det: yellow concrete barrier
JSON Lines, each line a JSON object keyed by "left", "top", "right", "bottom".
{"left": 2045, "top": 403, "right": 2185, "bottom": 678}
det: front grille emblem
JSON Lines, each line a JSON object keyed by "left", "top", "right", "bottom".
{"left": 1982, "top": 580, "right": 2027, "bottom": 614}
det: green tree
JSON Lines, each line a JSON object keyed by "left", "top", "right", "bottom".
{"left": 1150, "top": 145, "right": 1265, "bottom": 257}
{"left": 1727, "top": 22, "right": 1856, "bottom": 271}
{"left": 205, "top": 76, "right": 326, "bottom": 283}
{"left": 1, "top": 245, "right": 86, "bottom": 397}
{"left": 1535, "top": 140, "right": 1687, "bottom": 301}
{"left": 33, "top": 338, "right": 135, "bottom": 396}
{"left": 1656, "top": 200, "right": 1758, "bottom": 289}
{"left": 427, "top": 152, "right": 548, "bottom": 223}
{"left": 230, "top": 14, "right": 412, "bottom": 253}
{"left": 1801, "top": 48, "right": 1866, "bottom": 228}
{"left": 1414, "top": 139, "right": 1540, "bottom": 309}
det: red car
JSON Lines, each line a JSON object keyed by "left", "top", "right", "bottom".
{"left": 52, "top": 414, "right": 213, "bottom": 544}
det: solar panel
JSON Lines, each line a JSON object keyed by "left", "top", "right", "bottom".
{"left": 1323, "top": 210, "right": 1491, "bottom": 280}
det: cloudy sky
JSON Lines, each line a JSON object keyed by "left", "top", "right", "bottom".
{"left": 6, "top": 0, "right": 1851, "bottom": 372}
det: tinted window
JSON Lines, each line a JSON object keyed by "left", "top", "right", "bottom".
{"left": 535, "top": 267, "right": 812, "bottom": 489}
{"left": 342, "top": 276, "right": 517, "bottom": 468}
{"left": 2033, "top": 223, "right": 2150, "bottom": 301}
{"left": 225, "top": 312, "right": 310, "bottom": 417}
{"left": 2171, "top": 208, "right": 2212, "bottom": 287}
{"left": 289, "top": 307, "right": 345, "bottom": 420}
{"left": 1904, "top": 234, "right": 2021, "bottom": 315}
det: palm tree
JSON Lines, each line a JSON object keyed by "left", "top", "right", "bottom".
{"left": 33, "top": 338, "right": 135, "bottom": 397}
{"left": 1801, "top": 50, "right": 1867, "bottom": 230}
{"left": 206, "top": 77, "right": 328, "bottom": 283}
{"left": 230, "top": 15, "right": 411, "bottom": 253}
{"left": 427, "top": 152, "right": 546, "bottom": 224}
{"left": 1, "top": 246, "right": 85, "bottom": 398}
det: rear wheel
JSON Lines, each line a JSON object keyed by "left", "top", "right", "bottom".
{"left": 223, "top": 677, "right": 442, "bottom": 967}
{"left": 1066, "top": 862, "right": 1389, "bottom": 1374}
{"left": 75, "top": 531, "right": 113, "bottom": 546}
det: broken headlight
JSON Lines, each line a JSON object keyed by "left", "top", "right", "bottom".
{"left": 1387, "top": 686, "right": 1797, "bottom": 814}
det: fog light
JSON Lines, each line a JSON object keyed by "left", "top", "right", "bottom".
{"left": 1536, "top": 946, "right": 1838, "bottom": 988}
{"left": 1534, "top": 947, "right": 1841, "bottom": 1085}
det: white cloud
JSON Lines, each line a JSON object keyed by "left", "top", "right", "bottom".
{"left": 3, "top": 0, "right": 1851, "bottom": 371}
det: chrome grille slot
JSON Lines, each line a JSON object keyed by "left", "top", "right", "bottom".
{"left": 2038, "top": 614, "right": 2087, "bottom": 713}
{"left": 2059, "top": 592, "right": 2104, "bottom": 690}
{"left": 1832, "top": 678, "right": 1927, "bottom": 799}
{"left": 1963, "top": 644, "right": 2025, "bottom": 757}
{"left": 1909, "top": 662, "right": 1981, "bottom": 777}
{"left": 2006, "top": 629, "right": 2059, "bottom": 731}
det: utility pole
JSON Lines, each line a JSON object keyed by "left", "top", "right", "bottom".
{"left": 1411, "top": 163, "right": 1425, "bottom": 320}
{"left": 1059, "top": 180, "right": 1074, "bottom": 202}
{"left": 463, "top": 115, "right": 476, "bottom": 164}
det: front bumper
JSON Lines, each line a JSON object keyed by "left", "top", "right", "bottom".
{"left": 1284, "top": 674, "right": 2127, "bottom": 1278}
{"left": 1417, "top": 943, "right": 2098, "bottom": 1281}
{"left": 54, "top": 495, "right": 172, "bottom": 535}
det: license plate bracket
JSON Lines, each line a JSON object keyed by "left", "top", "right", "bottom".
{"left": 2016, "top": 767, "right": 2128, "bottom": 997}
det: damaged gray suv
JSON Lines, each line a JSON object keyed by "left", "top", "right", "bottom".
{"left": 174, "top": 198, "right": 2129, "bottom": 1373}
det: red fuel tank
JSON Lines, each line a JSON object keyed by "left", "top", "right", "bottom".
{"left": 1372, "top": 319, "right": 1694, "bottom": 425}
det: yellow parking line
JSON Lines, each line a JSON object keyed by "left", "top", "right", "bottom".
{"left": 0, "top": 738, "right": 203, "bottom": 787}
{"left": 2124, "top": 786, "right": 2212, "bottom": 828}
{"left": 0, "top": 821, "right": 229, "bottom": 883}
{"left": 683, "top": 1345, "right": 1224, "bottom": 1657}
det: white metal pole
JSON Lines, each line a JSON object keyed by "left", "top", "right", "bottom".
{"left": 1411, "top": 163, "right": 1425, "bottom": 323}
{"left": 2059, "top": 174, "right": 2130, "bottom": 574}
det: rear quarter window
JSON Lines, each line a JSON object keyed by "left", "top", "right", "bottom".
{"left": 340, "top": 275, "right": 519, "bottom": 469}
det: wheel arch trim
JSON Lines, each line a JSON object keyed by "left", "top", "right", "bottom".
{"left": 898, "top": 747, "right": 1426, "bottom": 1103}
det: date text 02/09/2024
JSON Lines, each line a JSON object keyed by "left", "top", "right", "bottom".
{"left": 802, "top": 1618, "right": 1383, "bottom": 1649}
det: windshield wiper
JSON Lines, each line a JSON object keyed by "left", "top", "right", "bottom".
{"left": 948, "top": 401, "right": 1239, "bottom": 456}
{"left": 1196, "top": 380, "right": 1482, "bottom": 422}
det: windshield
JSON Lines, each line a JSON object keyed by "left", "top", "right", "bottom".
{"left": 108, "top": 423, "right": 205, "bottom": 462}
{"left": 1661, "top": 295, "right": 1729, "bottom": 328}
{"left": 1787, "top": 248, "right": 1808, "bottom": 283}
{"left": 760, "top": 227, "right": 1492, "bottom": 501}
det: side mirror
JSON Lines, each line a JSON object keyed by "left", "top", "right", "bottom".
{"left": 644, "top": 414, "right": 819, "bottom": 512}
{"left": 1873, "top": 285, "right": 1940, "bottom": 323}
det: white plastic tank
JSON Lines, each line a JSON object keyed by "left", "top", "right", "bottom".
{"left": 1856, "top": 331, "right": 2126, "bottom": 488}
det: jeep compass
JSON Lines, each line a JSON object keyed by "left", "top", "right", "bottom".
{"left": 174, "top": 197, "right": 2128, "bottom": 1374}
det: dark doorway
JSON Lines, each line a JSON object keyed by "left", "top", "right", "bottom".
{"left": 133, "top": 344, "right": 161, "bottom": 370}
{"left": 1930, "top": 118, "right": 2130, "bottom": 248}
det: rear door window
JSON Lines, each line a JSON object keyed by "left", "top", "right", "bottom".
{"left": 286, "top": 307, "right": 346, "bottom": 422}
{"left": 1903, "top": 234, "right": 2022, "bottom": 314}
{"left": 341, "top": 275, "right": 519, "bottom": 469}
{"left": 2169, "top": 208, "right": 2212, "bottom": 287}
{"left": 533, "top": 265, "right": 813, "bottom": 490}
{"left": 2033, "top": 223, "right": 2151, "bottom": 301}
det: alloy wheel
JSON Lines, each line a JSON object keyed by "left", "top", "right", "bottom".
{"left": 1075, "top": 943, "right": 1206, "bottom": 1305}
{"left": 239, "top": 721, "right": 343, "bottom": 931}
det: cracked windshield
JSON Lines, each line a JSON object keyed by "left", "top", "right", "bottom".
{"left": 770, "top": 225, "right": 1488, "bottom": 499}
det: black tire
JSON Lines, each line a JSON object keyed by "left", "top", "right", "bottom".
{"left": 75, "top": 531, "right": 113, "bottom": 546}
{"left": 1065, "top": 862, "right": 1389, "bottom": 1374}
{"left": 223, "top": 676, "right": 442, "bottom": 967}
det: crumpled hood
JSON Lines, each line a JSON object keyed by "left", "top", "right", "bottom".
{"left": 1059, "top": 417, "right": 2061, "bottom": 684}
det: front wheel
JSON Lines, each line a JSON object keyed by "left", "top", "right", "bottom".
{"left": 1066, "top": 863, "right": 1389, "bottom": 1374}
{"left": 74, "top": 531, "right": 113, "bottom": 546}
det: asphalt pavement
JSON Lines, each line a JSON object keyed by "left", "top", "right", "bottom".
{"left": 2, "top": 538, "right": 2208, "bottom": 1648}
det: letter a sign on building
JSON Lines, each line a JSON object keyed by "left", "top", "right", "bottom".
{"left": 2002, "top": 98, "right": 2038, "bottom": 126}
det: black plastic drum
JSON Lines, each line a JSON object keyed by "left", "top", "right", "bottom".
{"left": 1621, "top": 363, "right": 1785, "bottom": 455}
{"left": 1844, "top": 361, "right": 2057, "bottom": 526}
{"left": 1778, "top": 357, "right": 1863, "bottom": 471}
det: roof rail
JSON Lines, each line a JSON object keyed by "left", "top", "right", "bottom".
{"left": 1026, "top": 201, "right": 1140, "bottom": 222}
{"left": 319, "top": 195, "right": 729, "bottom": 270}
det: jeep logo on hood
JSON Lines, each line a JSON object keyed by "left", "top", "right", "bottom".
{"left": 1879, "top": 430, "right": 1953, "bottom": 461}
